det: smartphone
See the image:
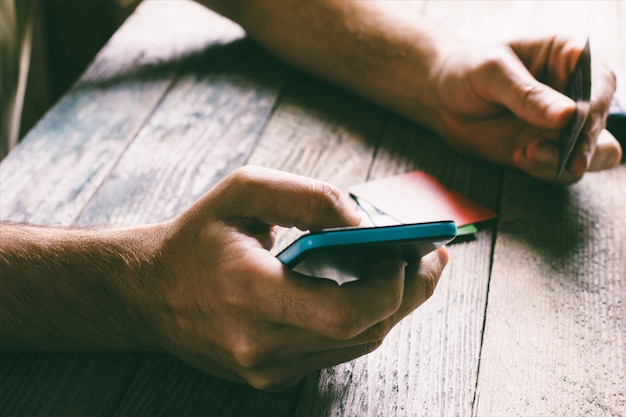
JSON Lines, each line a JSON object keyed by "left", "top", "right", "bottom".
{"left": 276, "top": 221, "right": 457, "bottom": 283}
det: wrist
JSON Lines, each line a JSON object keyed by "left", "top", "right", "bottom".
{"left": 0, "top": 223, "right": 170, "bottom": 351}
{"left": 109, "top": 223, "right": 175, "bottom": 352}
{"left": 383, "top": 21, "right": 456, "bottom": 136}
{"left": 215, "top": 1, "right": 454, "bottom": 135}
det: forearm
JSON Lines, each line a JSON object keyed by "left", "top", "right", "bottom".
{"left": 0, "top": 223, "right": 163, "bottom": 350}
{"left": 198, "top": 0, "right": 455, "bottom": 132}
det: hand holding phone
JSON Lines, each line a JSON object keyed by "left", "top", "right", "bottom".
{"left": 277, "top": 221, "right": 457, "bottom": 284}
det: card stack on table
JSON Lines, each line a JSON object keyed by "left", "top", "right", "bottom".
{"left": 349, "top": 170, "right": 497, "bottom": 237}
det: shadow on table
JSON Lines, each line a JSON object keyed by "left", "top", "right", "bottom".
{"left": 80, "top": 37, "right": 285, "bottom": 97}
{"left": 496, "top": 169, "right": 610, "bottom": 286}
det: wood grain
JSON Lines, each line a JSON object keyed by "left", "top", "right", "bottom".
{"left": 0, "top": 0, "right": 243, "bottom": 226}
{"left": 477, "top": 167, "right": 626, "bottom": 416}
{"left": 0, "top": 351, "right": 142, "bottom": 417}
{"left": 0, "top": 1, "right": 623, "bottom": 416}
{"left": 113, "top": 353, "right": 302, "bottom": 417}
{"left": 76, "top": 35, "right": 287, "bottom": 228}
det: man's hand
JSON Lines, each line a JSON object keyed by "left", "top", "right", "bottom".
{"left": 0, "top": 166, "right": 448, "bottom": 392}
{"left": 202, "top": 1, "right": 621, "bottom": 184}
{"left": 427, "top": 35, "right": 621, "bottom": 184}
{"left": 147, "top": 166, "right": 448, "bottom": 390}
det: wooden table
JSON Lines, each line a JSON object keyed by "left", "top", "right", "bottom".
{"left": 1, "top": 1, "right": 624, "bottom": 416}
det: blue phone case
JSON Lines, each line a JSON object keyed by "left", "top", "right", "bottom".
{"left": 277, "top": 220, "right": 457, "bottom": 268}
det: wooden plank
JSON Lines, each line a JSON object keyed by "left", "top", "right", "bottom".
{"left": 44, "top": 10, "right": 291, "bottom": 417}
{"left": 0, "top": 0, "right": 243, "bottom": 226}
{"left": 254, "top": 77, "right": 391, "bottom": 414}
{"left": 76, "top": 33, "right": 288, "bottom": 228}
{"left": 477, "top": 167, "right": 626, "bottom": 416}
{"left": 245, "top": 72, "right": 385, "bottom": 189}
{"left": 288, "top": 2, "right": 517, "bottom": 415}
{"left": 0, "top": 352, "right": 141, "bottom": 417}
{"left": 113, "top": 353, "right": 301, "bottom": 417}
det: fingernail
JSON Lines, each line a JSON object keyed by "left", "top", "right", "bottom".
{"left": 568, "top": 153, "right": 589, "bottom": 178}
{"left": 532, "top": 143, "right": 558, "bottom": 164}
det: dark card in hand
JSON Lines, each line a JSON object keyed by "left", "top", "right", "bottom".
{"left": 557, "top": 38, "right": 592, "bottom": 177}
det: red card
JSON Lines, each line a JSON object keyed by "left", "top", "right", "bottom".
{"left": 349, "top": 171, "right": 496, "bottom": 227}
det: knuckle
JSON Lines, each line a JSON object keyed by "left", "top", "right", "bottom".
{"left": 362, "top": 320, "right": 392, "bottom": 342}
{"left": 420, "top": 263, "right": 441, "bottom": 299}
{"left": 245, "top": 373, "right": 276, "bottom": 391}
{"left": 244, "top": 373, "right": 301, "bottom": 392}
{"left": 318, "top": 303, "right": 362, "bottom": 340}
{"left": 518, "top": 83, "right": 544, "bottom": 104}
{"left": 607, "top": 66, "right": 617, "bottom": 88}
{"left": 309, "top": 181, "right": 343, "bottom": 214}
{"left": 422, "top": 276, "right": 436, "bottom": 299}
{"left": 365, "top": 340, "right": 384, "bottom": 354}
{"left": 227, "top": 165, "right": 261, "bottom": 189}
{"left": 477, "top": 50, "right": 509, "bottom": 76}
{"left": 229, "top": 338, "right": 268, "bottom": 370}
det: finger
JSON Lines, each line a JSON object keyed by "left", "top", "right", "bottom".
{"left": 239, "top": 250, "right": 448, "bottom": 392}
{"left": 479, "top": 50, "right": 575, "bottom": 131}
{"left": 286, "top": 248, "right": 446, "bottom": 340}
{"left": 568, "top": 129, "right": 622, "bottom": 176}
{"left": 224, "top": 313, "right": 393, "bottom": 369}
{"left": 515, "top": 64, "right": 620, "bottom": 181}
{"left": 235, "top": 249, "right": 448, "bottom": 366}
{"left": 379, "top": 247, "right": 448, "bottom": 324}
{"left": 587, "top": 129, "right": 622, "bottom": 172}
{"left": 513, "top": 141, "right": 580, "bottom": 184}
{"left": 236, "top": 341, "right": 384, "bottom": 391}
{"left": 273, "top": 249, "right": 447, "bottom": 354}
{"left": 508, "top": 35, "right": 584, "bottom": 91}
{"left": 208, "top": 166, "right": 361, "bottom": 230}
{"left": 252, "top": 256, "right": 408, "bottom": 340}
{"left": 187, "top": 332, "right": 383, "bottom": 392}
{"left": 566, "top": 119, "right": 598, "bottom": 178}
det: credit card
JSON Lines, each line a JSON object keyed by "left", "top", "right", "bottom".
{"left": 348, "top": 170, "right": 496, "bottom": 227}
{"left": 557, "top": 38, "right": 592, "bottom": 177}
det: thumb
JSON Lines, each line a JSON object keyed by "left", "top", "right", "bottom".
{"left": 483, "top": 50, "right": 575, "bottom": 130}
{"left": 204, "top": 166, "right": 361, "bottom": 231}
